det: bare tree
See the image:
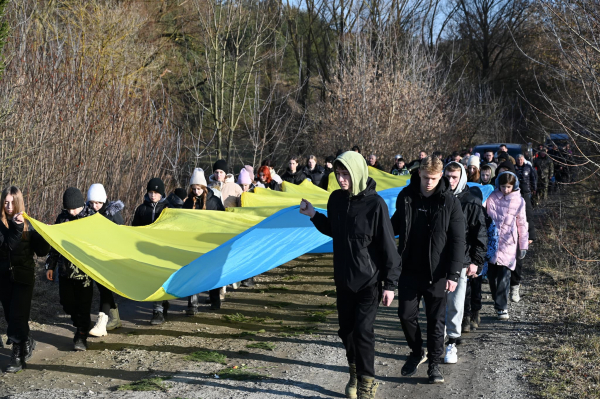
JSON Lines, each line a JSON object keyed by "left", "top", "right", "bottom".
{"left": 189, "top": 0, "right": 281, "bottom": 165}
{"left": 452, "top": 0, "right": 531, "bottom": 82}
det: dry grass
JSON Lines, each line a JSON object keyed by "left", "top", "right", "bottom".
{"left": 525, "top": 184, "right": 600, "bottom": 398}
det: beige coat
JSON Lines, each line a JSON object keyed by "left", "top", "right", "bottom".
{"left": 209, "top": 174, "right": 243, "bottom": 208}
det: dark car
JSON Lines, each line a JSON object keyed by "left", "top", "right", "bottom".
{"left": 545, "top": 133, "right": 570, "bottom": 150}
{"left": 472, "top": 143, "right": 523, "bottom": 161}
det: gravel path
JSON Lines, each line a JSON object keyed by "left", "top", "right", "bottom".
{"left": 0, "top": 255, "right": 534, "bottom": 399}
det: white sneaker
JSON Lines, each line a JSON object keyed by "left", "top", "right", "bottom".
{"left": 444, "top": 343, "right": 458, "bottom": 364}
{"left": 510, "top": 285, "right": 521, "bottom": 303}
{"left": 89, "top": 312, "right": 109, "bottom": 337}
{"left": 497, "top": 310, "right": 509, "bottom": 320}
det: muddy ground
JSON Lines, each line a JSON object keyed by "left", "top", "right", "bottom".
{"left": 0, "top": 254, "right": 535, "bottom": 399}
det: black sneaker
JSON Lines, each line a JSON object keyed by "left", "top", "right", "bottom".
{"left": 73, "top": 334, "right": 87, "bottom": 351}
{"left": 150, "top": 311, "right": 165, "bottom": 325}
{"left": 428, "top": 363, "right": 444, "bottom": 384}
{"left": 5, "top": 343, "right": 24, "bottom": 373}
{"left": 240, "top": 278, "right": 256, "bottom": 288}
{"left": 23, "top": 337, "right": 36, "bottom": 362}
{"left": 186, "top": 306, "right": 199, "bottom": 316}
{"left": 401, "top": 350, "right": 427, "bottom": 377}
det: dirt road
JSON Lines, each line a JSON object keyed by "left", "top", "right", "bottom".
{"left": 0, "top": 254, "right": 534, "bottom": 398}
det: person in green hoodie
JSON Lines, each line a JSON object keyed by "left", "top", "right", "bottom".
{"left": 300, "top": 151, "right": 400, "bottom": 399}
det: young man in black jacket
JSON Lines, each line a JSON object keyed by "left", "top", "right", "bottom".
{"left": 443, "top": 162, "right": 487, "bottom": 364}
{"left": 391, "top": 157, "right": 466, "bottom": 384}
{"left": 301, "top": 151, "right": 400, "bottom": 399}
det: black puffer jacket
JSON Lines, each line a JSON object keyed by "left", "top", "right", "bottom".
{"left": 46, "top": 206, "right": 95, "bottom": 283}
{"left": 318, "top": 167, "right": 334, "bottom": 190}
{"left": 183, "top": 189, "right": 225, "bottom": 210}
{"left": 259, "top": 180, "right": 281, "bottom": 191}
{"left": 132, "top": 195, "right": 170, "bottom": 227}
{"left": 391, "top": 175, "right": 466, "bottom": 282}
{"left": 0, "top": 221, "right": 49, "bottom": 285}
{"left": 514, "top": 163, "right": 537, "bottom": 194}
{"left": 95, "top": 200, "right": 125, "bottom": 225}
{"left": 166, "top": 193, "right": 185, "bottom": 209}
{"left": 281, "top": 169, "right": 307, "bottom": 185}
{"left": 457, "top": 187, "right": 488, "bottom": 273}
{"left": 302, "top": 165, "right": 325, "bottom": 186}
{"left": 311, "top": 178, "right": 401, "bottom": 292}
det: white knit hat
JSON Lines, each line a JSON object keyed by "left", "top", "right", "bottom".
{"left": 468, "top": 155, "right": 480, "bottom": 169}
{"left": 87, "top": 183, "right": 107, "bottom": 203}
{"left": 189, "top": 168, "right": 207, "bottom": 186}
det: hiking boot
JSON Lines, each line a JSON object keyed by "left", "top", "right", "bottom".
{"left": 462, "top": 316, "right": 471, "bottom": 333}
{"left": 470, "top": 311, "right": 480, "bottom": 330}
{"left": 89, "top": 312, "right": 109, "bottom": 337}
{"left": 510, "top": 285, "right": 521, "bottom": 303}
{"left": 150, "top": 311, "right": 165, "bottom": 325}
{"left": 401, "top": 349, "right": 427, "bottom": 377}
{"left": 106, "top": 306, "right": 122, "bottom": 331}
{"left": 5, "top": 342, "right": 24, "bottom": 373}
{"left": 357, "top": 376, "right": 379, "bottom": 399}
{"left": 428, "top": 363, "right": 444, "bottom": 384}
{"left": 497, "top": 310, "right": 509, "bottom": 320}
{"left": 345, "top": 363, "right": 358, "bottom": 399}
{"left": 73, "top": 333, "right": 88, "bottom": 351}
{"left": 23, "top": 336, "right": 36, "bottom": 362}
{"left": 443, "top": 343, "right": 457, "bottom": 364}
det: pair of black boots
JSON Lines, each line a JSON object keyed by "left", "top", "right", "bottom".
{"left": 6, "top": 336, "right": 36, "bottom": 373}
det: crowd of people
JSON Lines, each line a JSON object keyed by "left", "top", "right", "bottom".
{"left": 0, "top": 142, "right": 561, "bottom": 399}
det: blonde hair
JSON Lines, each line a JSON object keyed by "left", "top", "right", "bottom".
{"left": 1, "top": 186, "right": 28, "bottom": 236}
{"left": 419, "top": 156, "right": 443, "bottom": 174}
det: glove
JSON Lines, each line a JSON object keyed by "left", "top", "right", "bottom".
{"left": 519, "top": 250, "right": 527, "bottom": 260}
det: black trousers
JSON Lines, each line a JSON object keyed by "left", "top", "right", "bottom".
{"left": 522, "top": 193, "right": 536, "bottom": 240}
{"left": 336, "top": 283, "right": 381, "bottom": 378}
{"left": 397, "top": 276, "right": 446, "bottom": 365}
{"left": 96, "top": 281, "right": 116, "bottom": 314}
{"left": 59, "top": 278, "right": 93, "bottom": 334}
{"left": 510, "top": 254, "right": 523, "bottom": 287}
{"left": 0, "top": 271, "right": 34, "bottom": 344}
{"left": 464, "top": 276, "right": 482, "bottom": 318}
{"left": 488, "top": 264, "right": 511, "bottom": 311}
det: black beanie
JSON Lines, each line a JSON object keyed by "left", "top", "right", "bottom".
{"left": 326, "top": 155, "right": 335, "bottom": 163}
{"left": 174, "top": 188, "right": 187, "bottom": 201}
{"left": 213, "top": 159, "right": 228, "bottom": 173}
{"left": 147, "top": 177, "right": 165, "bottom": 198}
{"left": 63, "top": 187, "right": 85, "bottom": 210}
{"left": 496, "top": 160, "right": 515, "bottom": 174}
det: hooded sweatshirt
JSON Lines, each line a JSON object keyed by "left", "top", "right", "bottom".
{"left": 486, "top": 171, "right": 529, "bottom": 270}
{"left": 310, "top": 151, "right": 400, "bottom": 292}
{"left": 444, "top": 162, "right": 488, "bottom": 272}
{"left": 333, "top": 151, "right": 369, "bottom": 196}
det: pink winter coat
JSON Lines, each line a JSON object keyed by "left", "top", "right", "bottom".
{"left": 486, "top": 190, "right": 529, "bottom": 270}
